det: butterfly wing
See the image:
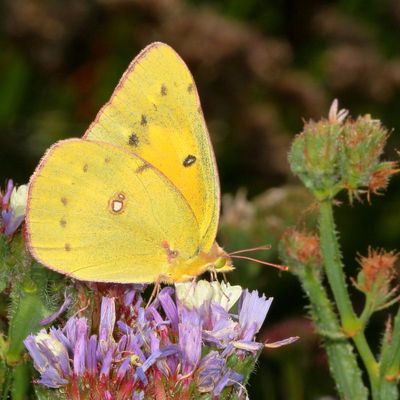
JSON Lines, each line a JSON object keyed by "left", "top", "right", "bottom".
{"left": 26, "top": 139, "right": 200, "bottom": 283}
{"left": 84, "top": 42, "right": 219, "bottom": 252}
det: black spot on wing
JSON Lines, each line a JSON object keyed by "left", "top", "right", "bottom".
{"left": 61, "top": 197, "right": 68, "bottom": 206}
{"left": 161, "top": 84, "right": 167, "bottom": 96}
{"left": 183, "top": 155, "right": 197, "bottom": 167}
{"left": 65, "top": 243, "right": 71, "bottom": 251}
{"left": 187, "top": 83, "right": 193, "bottom": 93}
{"left": 129, "top": 134, "right": 139, "bottom": 147}
{"left": 136, "top": 163, "right": 150, "bottom": 174}
{"left": 141, "top": 114, "right": 147, "bottom": 126}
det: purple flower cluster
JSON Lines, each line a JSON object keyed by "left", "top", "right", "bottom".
{"left": 24, "top": 283, "right": 275, "bottom": 399}
{"left": 1, "top": 179, "right": 27, "bottom": 236}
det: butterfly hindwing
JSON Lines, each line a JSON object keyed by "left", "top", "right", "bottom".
{"left": 26, "top": 139, "right": 200, "bottom": 283}
{"left": 84, "top": 42, "right": 219, "bottom": 252}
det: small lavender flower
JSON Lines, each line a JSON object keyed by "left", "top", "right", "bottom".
{"left": 25, "top": 281, "right": 294, "bottom": 399}
{"left": 239, "top": 290, "right": 273, "bottom": 340}
{"left": 1, "top": 180, "right": 28, "bottom": 236}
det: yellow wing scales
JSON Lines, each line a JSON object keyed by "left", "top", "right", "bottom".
{"left": 26, "top": 139, "right": 201, "bottom": 283}
{"left": 84, "top": 43, "right": 220, "bottom": 252}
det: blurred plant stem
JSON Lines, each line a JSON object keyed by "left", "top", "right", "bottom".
{"left": 280, "top": 229, "right": 368, "bottom": 399}
{"left": 282, "top": 101, "right": 400, "bottom": 399}
{"left": 319, "top": 200, "right": 379, "bottom": 397}
{"left": 378, "top": 307, "right": 400, "bottom": 397}
{"left": 304, "top": 263, "right": 368, "bottom": 399}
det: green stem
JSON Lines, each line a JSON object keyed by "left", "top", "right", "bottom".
{"left": 1, "top": 368, "right": 11, "bottom": 400}
{"left": 301, "top": 265, "right": 368, "bottom": 399}
{"left": 319, "top": 200, "right": 379, "bottom": 397}
{"left": 378, "top": 306, "right": 400, "bottom": 399}
{"left": 11, "top": 362, "right": 30, "bottom": 400}
{"left": 318, "top": 201, "right": 359, "bottom": 331}
{"left": 385, "top": 306, "right": 400, "bottom": 376}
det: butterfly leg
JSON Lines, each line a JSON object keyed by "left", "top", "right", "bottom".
{"left": 209, "top": 269, "right": 218, "bottom": 282}
{"left": 146, "top": 279, "right": 161, "bottom": 308}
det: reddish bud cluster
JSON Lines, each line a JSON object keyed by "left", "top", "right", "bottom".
{"left": 281, "top": 228, "right": 321, "bottom": 270}
{"left": 368, "top": 161, "right": 399, "bottom": 198}
{"left": 357, "top": 248, "right": 398, "bottom": 293}
{"left": 289, "top": 100, "right": 399, "bottom": 202}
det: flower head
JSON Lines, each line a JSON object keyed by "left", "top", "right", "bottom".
{"left": 25, "top": 281, "right": 292, "bottom": 399}
{"left": 280, "top": 228, "right": 322, "bottom": 278}
{"left": 354, "top": 248, "right": 399, "bottom": 312}
{"left": 1, "top": 180, "right": 28, "bottom": 236}
{"left": 175, "top": 280, "right": 242, "bottom": 311}
{"left": 289, "top": 101, "right": 397, "bottom": 202}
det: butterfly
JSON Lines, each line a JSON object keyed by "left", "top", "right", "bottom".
{"left": 25, "top": 42, "right": 234, "bottom": 284}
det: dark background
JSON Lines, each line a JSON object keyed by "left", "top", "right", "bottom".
{"left": 1, "top": 1, "right": 399, "bottom": 398}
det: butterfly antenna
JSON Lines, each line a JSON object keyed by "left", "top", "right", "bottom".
{"left": 230, "top": 255, "right": 288, "bottom": 271}
{"left": 227, "top": 244, "right": 288, "bottom": 271}
{"left": 229, "top": 244, "right": 271, "bottom": 255}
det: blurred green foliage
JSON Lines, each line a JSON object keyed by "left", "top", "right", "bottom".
{"left": 1, "top": 0, "right": 400, "bottom": 398}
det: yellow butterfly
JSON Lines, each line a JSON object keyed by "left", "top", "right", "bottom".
{"left": 26, "top": 42, "right": 233, "bottom": 283}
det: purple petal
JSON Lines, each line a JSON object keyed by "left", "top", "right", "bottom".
{"left": 196, "top": 351, "right": 225, "bottom": 392}
{"left": 2, "top": 180, "right": 13, "bottom": 207}
{"left": 127, "top": 336, "right": 146, "bottom": 362}
{"left": 38, "top": 366, "right": 68, "bottom": 388}
{"left": 117, "top": 357, "right": 131, "bottom": 380}
{"left": 124, "top": 288, "right": 136, "bottom": 306}
{"left": 40, "top": 295, "right": 72, "bottom": 326}
{"left": 213, "top": 369, "right": 243, "bottom": 396}
{"left": 231, "top": 340, "right": 263, "bottom": 352}
{"left": 116, "top": 335, "right": 127, "bottom": 360}
{"left": 50, "top": 328, "right": 72, "bottom": 354}
{"left": 73, "top": 333, "right": 86, "bottom": 376}
{"left": 158, "top": 287, "right": 179, "bottom": 332}
{"left": 4, "top": 214, "right": 24, "bottom": 236}
{"left": 203, "top": 304, "right": 238, "bottom": 347}
{"left": 63, "top": 317, "right": 86, "bottom": 346}
{"left": 24, "top": 335, "right": 48, "bottom": 372}
{"left": 146, "top": 305, "right": 167, "bottom": 329}
{"left": 239, "top": 291, "right": 273, "bottom": 338}
{"left": 117, "top": 321, "right": 131, "bottom": 335}
{"left": 1, "top": 209, "right": 12, "bottom": 226}
{"left": 24, "top": 331, "right": 71, "bottom": 387}
{"left": 179, "top": 307, "right": 202, "bottom": 374}
{"left": 100, "top": 348, "right": 113, "bottom": 378}
{"left": 86, "top": 335, "right": 98, "bottom": 375}
{"left": 264, "top": 336, "right": 300, "bottom": 348}
{"left": 73, "top": 319, "right": 88, "bottom": 375}
{"left": 99, "top": 297, "right": 116, "bottom": 345}
{"left": 135, "top": 345, "right": 179, "bottom": 382}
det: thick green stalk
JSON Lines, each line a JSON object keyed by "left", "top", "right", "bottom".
{"left": 318, "top": 200, "right": 379, "bottom": 396}
{"left": 11, "top": 361, "right": 30, "bottom": 400}
{"left": 1, "top": 368, "right": 11, "bottom": 400}
{"left": 301, "top": 265, "right": 368, "bottom": 399}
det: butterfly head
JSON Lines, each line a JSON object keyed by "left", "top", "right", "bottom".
{"left": 164, "top": 242, "right": 234, "bottom": 283}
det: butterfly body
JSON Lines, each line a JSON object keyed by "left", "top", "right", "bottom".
{"left": 26, "top": 42, "right": 233, "bottom": 283}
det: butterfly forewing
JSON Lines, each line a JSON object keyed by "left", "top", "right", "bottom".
{"left": 84, "top": 42, "right": 219, "bottom": 252}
